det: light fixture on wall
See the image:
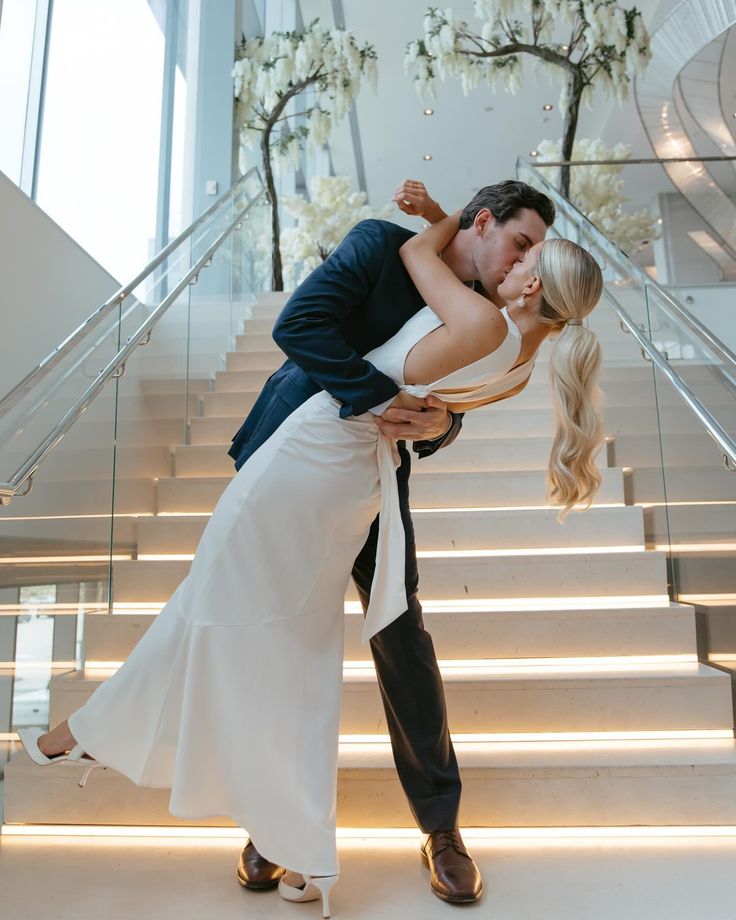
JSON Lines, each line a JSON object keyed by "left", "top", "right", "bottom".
{"left": 424, "top": 108, "right": 434, "bottom": 115}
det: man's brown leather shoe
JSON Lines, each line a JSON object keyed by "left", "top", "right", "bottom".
{"left": 236, "top": 839, "right": 286, "bottom": 890}
{"left": 421, "top": 829, "right": 483, "bottom": 903}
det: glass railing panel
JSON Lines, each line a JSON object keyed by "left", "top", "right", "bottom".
{"left": 0, "top": 170, "right": 265, "bottom": 730}
{"left": 104, "top": 180, "right": 268, "bottom": 649}
{"left": 663, "top": 284, "right": 736, "bottom": 355}
{"left": 520, "top": 156, "right": 736, "bottom": 676}
{"left": 0, "top": 358, "right": 117, "bottom": 733}
{"left": 648, "top": 355, "right": 736, "bottom": 673}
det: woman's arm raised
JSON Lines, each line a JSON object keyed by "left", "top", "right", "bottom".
{"left": 399, "top": 211, "right": 506, "bottom": 340}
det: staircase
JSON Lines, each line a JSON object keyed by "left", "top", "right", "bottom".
{"left": 4, "top": 289, "right": 736, "bottom": 835}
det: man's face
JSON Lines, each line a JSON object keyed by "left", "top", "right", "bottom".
{"left": 470, "top": 207, "right": 548, "bottom": 301}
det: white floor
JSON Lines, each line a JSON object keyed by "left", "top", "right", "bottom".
{"left": 2, "top": 832, "right": 736, "bottom": 919}
{"left": 2, "top": 738, "right": 736, "bottom": 920}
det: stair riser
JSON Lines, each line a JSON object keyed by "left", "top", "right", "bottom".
{"left": 82, "top": 606, "right": 698, "bottom": 663}
{"left": 1, "top": 518, "right": 137, "bottom": 554}
{"left": 172, "top": 440, "right": 610, "bottom": 478}
{"left": 156, "top": 468, "right": 626, "bottom": 514}
{"left": 2, "top": 448, "right": 172, "bottom": 482}
{"left": 8, "top": 761, "right": 736, "bottom": 827}
{"left": 226, "top": 352, "right": 283, "bottom": 372}
{"left": 645, "top": 504, "right": 736, "bottom": 543}
{"left": 671, "top": 553, "right": 736, "bottom": 596}
{"left": 0, "top": 481, "right": 156, "bottom": 520}
{"left": 47, "top": 671, "right": 731, "bottom": 733}
{"left": 110, "top": 552, "right": 669, "bottom": 604}
{"left": 628, "top": 467, "right": 736, "bottom": 503}
{"left": 136, "top": 507, "right": 645, "bottom": 555}
{"left": 198, "top": 393, "right": 259, "bottom": 420}
{"left": 613, "top": 435, "right": 731, "bottom": 470}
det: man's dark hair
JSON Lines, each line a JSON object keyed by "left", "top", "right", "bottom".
{"left": 460, "top": 180, "right": 555, "bottom": 230}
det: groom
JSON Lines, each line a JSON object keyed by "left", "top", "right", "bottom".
{"left": 229, "top": 179, "right": 555, "bottom": 903}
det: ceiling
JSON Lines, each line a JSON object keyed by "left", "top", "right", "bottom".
{"left": 297, "top": 0, "right": 734, "bottom": 225}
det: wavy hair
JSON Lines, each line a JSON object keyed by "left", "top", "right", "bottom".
{"left": 535, "top": 239, "right": 604, "bottom": 519}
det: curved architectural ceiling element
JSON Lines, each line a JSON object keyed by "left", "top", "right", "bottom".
{"left": 634, "top": 0, "right": 736, "bottom": 260}
{"left": 678, "top": 31, "right": 736, "bottom": 166}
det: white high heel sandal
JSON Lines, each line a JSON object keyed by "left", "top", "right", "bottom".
{"left": 278, "top": 873, "right": 339, "bottom": 918}
{"left": 18, "top": 727, "right": 103, "bottom": 788}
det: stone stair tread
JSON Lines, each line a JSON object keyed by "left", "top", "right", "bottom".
{"left": 50, "top": 661, "right": 728, "bottom": 690}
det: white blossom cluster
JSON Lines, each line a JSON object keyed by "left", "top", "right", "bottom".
{"left": 233, "top": 20, "right": 377, "bottom": 170}
{"left": 537, "top": 138, "right": 659, "bottom": 252}
{"left": 279, "top": 176, "right": 393, "bottom": 288}
{"left": 405, "top": 2, "right": 651, "bottom": 109}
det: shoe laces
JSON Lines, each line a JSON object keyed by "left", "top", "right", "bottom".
{"left": 430, "top": 829, "right": 468, "bottom": 859}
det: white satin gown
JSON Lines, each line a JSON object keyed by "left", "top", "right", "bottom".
{"left": 68, "top": 305, "right": 534, "bottom": 876}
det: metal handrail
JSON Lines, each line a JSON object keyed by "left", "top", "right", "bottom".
{"left": 517, "top": 156, "right": 736, "bottom": 472}
{"left": 0, "top": 180, "right": 267, "bottom": 504}
{"left": 0, "top": 167, "right": 263, "bottom": 419}
{"left": 605, "top": 291, "right": 736, "bottom": 471}
{"left": 518, "top": 157, "right": 736, "bottom": 374}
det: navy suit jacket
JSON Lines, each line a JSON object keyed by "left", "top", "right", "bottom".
{"left": 228, "top": 219, "right": 463, "bottom": 471}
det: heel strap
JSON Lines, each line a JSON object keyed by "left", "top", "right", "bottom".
{"left": 78, "top": 762, "right": 103, "bottom": 788}
{"left": 67, "top": 744, "right": 87, "bottom": 762}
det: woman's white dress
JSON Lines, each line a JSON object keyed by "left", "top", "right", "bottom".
{"left": 68, "top": 305, "right": 534, "bottom": 875}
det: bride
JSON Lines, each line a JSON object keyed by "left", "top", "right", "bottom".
{"left": 19, "top": 208, "right": 603, "bottom": 918}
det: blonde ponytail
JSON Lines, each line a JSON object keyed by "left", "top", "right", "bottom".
{"left": 535, "top": 240, "right": 604, "bottom": 519}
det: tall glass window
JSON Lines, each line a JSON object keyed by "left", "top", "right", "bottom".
{"left": 35, "top": 0, "right": 166, "bottom": 281}
{"left": 0, "top": 0, "right": 38, "bottom": 184}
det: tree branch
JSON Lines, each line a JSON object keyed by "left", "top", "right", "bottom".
{"left": 457, "top": 40, "right": 576, "bottom": 75}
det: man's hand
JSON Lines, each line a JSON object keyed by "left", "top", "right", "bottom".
{"left": 393, "top": 180, "right": 447, "bottom": 225}
{"left": 375, "top": 393, "right": 452, "bottom": 442}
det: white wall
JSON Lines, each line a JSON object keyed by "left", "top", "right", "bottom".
{"left": 667, "top": 283, "right": 736, "bottom": 351}
{"left": 0, "top": 170, "right": 120, "bottom": 395}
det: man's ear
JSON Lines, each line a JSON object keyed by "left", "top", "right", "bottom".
{"left": 475, "top": 208, "right": 493, "bottom": 233}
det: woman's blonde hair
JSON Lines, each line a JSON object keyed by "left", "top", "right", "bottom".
{"left": 536, "top": 239, "right": 604, "bottom": 519}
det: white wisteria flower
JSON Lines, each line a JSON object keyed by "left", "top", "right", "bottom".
{"left": 280, "top": 176, "right": 393, "bottom": 289}
{"left": 536, "top": 138, "right": 659, "bottom": 252}
{"left": 406, "top": 2, "right": 652, "bottom": 197}
{"left": 233, "top": 19, "right": 377, "bottom": 290}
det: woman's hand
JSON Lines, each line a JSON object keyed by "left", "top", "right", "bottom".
{"left": 393, "top": 180, "right": 446, "bottom": 224}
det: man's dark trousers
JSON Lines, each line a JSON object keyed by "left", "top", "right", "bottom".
{"left": 228, "top": 220, "right": 462, "bottom": 833}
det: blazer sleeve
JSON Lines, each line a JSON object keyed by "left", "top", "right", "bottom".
{"left": 412, "top": 411, "right": 464, "bottom": 459}
{"left": 271, "top": 220, "right": 401, "bottom": 419}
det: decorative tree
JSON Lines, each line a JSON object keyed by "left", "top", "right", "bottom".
{"left": 536, "top": 138, "right": 658, "bottom": 252}
{"left": 280, "top": 176, "right": 393, "bottom": 288}
{"left": 406, "top": 1, "right": 651, "bottom": 197}
{"left": 233, "top": 20, "right": 377, "bottom": 291}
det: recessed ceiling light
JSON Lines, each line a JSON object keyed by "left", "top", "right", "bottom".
{"left": 656, "top": 217, "right": 663, "bottom": 224}
{"left": 562, "top": 44, "right": 569, "bottom": 50}
{"left": 423, "top": 154, "right": 433, "bottom": 160}
{"left": 543, "top": 103, "right": 553, "bottom": 111}
{"left": 424, "top": 108, "right": 434, "bottom": 115}
{"left": 529, "top": 150, "right": 539, "bottom": 157}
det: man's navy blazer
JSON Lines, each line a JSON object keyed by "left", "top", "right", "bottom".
{"left": 228, "top": 219, "right": 463, "bottom": 471}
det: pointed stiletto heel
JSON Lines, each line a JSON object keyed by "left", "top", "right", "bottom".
{"left": 278, "top": 873, "right": 339, "bottom": 918}
{"left": 18, "top": 727, "right": 101, "bottom": 788}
